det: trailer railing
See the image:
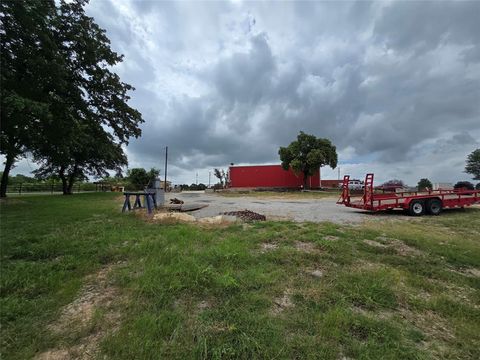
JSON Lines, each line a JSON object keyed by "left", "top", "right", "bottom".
{"left": 338, "top": 173, "right": 480, "bottom": 212}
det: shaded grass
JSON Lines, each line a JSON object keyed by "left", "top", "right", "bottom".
{"left": 1, "top": 194, "right": 479, "bottom": 359}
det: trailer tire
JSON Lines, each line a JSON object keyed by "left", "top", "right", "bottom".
{"left": 409, "top": 200, "right": 425, "bottom": 216}
{"left": 426, "top": 198, "right": 442, "bottom": 215}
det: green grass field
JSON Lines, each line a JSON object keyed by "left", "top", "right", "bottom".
{"left": 1, "top": 193, "right": 479, "bottom": 359}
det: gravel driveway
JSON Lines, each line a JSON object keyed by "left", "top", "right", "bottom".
{"left": 166, "top": 191, "right": 394, "bottom": 224}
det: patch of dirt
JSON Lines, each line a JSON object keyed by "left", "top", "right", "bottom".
{"left": 197, "top": 300, "right": 212, "bottom": 311}
{"left": 294, "top": 241, "right": 317, "bottom": 253}
{"left": 352, "top": 303, "right": 454, "bottom": 358}
{"left": 323, "top": 235, "right": 339, "bottom": 241}
{"left": 401, "top": 308, "right": 456, "bottom": 355}
{"left": 197, "top": 215, "right": 237, "bottom": 225}
{"left": 309, "top": 269, "right": 324, "bottom": 278}
{"left": 36, "top": 263, "right": 125, "bottom": 360}
{"left": 363, "top": 239, "right": 388, "bottom": 248}
{"left": 363, "top": 238, "right": 424, "bottom": 256}
{"left": 425, "top": 278, "right": 478, "bottom": 308}
{"left": 465, "top": 267, "right": 480, "bottom": 277}
{"left": 174, "top": 297, "right": 214, "bottom": 316}
{"left": 35, "top": 349, "right": 70, "bottom": 360}
{"left": 449, "top": 267, "right": 480, "bottom": 279}
{"left": 390, "top": 239, "right": 424, "bottom": 256}
{"left": 351, "top": 305, "right": 393, "bottom": 320}
{"left": 153, "top": 212, "right": 196, "bottom": 222}
{"left": 352, "top": 304, "right": 455, "bottom": 357}
{"left": 36, "top": 332, "right": 104, "bottom": 360}
{"left": 271, "top": 291, "right": 294, "bottom": 315}
{"left": 351, "top": 260, "right": 385, "bottom": 272}
{"left": 259, "top": 242, "right": 278, "bottom": 253}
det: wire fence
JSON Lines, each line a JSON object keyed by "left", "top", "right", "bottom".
{"left": 5, "top": 182, "right": 108, "bottom": 194}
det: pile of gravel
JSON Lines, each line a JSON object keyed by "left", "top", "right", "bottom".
{"left": 221, "top": 210, "right": 266, "bottom": 222}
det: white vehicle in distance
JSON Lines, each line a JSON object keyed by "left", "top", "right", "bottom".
{"left": 348, "top": 179, "right": 364, "bottom": 190}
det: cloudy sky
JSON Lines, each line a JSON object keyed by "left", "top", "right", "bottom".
{"left": 10, "top": 0, "right": 480, "bottom": 185}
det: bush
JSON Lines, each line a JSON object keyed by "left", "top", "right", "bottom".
{"left": 476, "top": 183, "right": 480, "bottom": 190}
{"left": 382, "top": 179, "right": 405, "bottom": 187}
{"left": 453, "top": 181, "right": 474, "bottom": 190}
{"left": 417, "top": 178, "right": 433, "bottom": 191}
{"left": 188, "top": 183, "right": 207, "bottom": 191}
{"left": 127, "top": 168, "right": 160, "bottom": 190}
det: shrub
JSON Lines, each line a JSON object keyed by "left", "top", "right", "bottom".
{"left": 417, "top": 178, "right": 433, "bottom": 191}
{"left": 453, "top": 181, "right": 474, "bottom": 190}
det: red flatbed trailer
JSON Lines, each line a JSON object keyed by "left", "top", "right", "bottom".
{"left": 337, "top": 173, "right": 480, "bottom": 216}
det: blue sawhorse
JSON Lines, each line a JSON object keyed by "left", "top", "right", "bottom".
{"left": 122, "top": 192, "right": 157, "bottom": 214}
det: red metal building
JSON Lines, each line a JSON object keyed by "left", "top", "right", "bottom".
{"left": 228, "top": 165, "right": 321, "bottom": 188}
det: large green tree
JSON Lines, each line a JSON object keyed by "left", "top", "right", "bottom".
{"left": 465, "top": 149, "right": 480, "bottom": 181}
{"left": 33, "top": 122, "right": 128, "bottom": 194}
{"left": 279, "top": 131, "right": 337, "bottom": 189}
{"left": 1, "top": 0, "right": 143, "bottom": 195}
{"left": 0, "top": 0, "right": 63, "bottom": 197}
{"left": 32, "top": 0, "right": 142, "bottom": 194}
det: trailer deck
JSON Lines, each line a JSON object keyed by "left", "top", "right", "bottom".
{"left": 337, "top": 174, "right": 480, "bottom": 216}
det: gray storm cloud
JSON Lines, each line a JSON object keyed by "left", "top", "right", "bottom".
{"left": 78, "top": 1, "right": 480, "bottom": 184}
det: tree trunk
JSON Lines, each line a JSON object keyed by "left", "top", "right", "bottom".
{"left": 0, "top": 153, "right": 15, "bottom": 198}
{"left": 59, "top": 167, "right": 71, "bottom": 195}
{"left": 303, "top": 170, "right": 309, "bottom": 190}
{"left": 60, "top": 175, "right": 69, "bottom": 195}
{"left": 65, "top": 164, "right": 78, "bottom": 195}
{"left": 67, "top": 178, "right": 75, "bottom": 194}
{"left": 67, "top": 181, "right": 73, "bottom": 195}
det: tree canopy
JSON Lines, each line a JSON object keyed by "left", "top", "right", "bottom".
{"left": 417, "top": 178, "right": 433, "bottom": 191}
{"left": 127, "top": 168, "right": 160, "bottom": 190}
{"left": 279, "top": 131, "right": 337, "bottom": 189}
{"left": 0, "top": 0, "right": 61, "bottom": 196}
{"left": 214, "top": 168, "right": 226, "bottom": 188}
{"left": 465, "top": 149, "right": 480, "bottom": 181}
{"left": 0, "top": 0, "right": 143, "bottom": 196}
{"left": 454, "top": 181, "right": 474, "bottom": 191}
{"left": 382, "top": 179, "right": 405, "bottom": 187}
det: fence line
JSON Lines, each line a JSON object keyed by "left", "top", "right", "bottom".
{"left": 5, "top": 182, "right": 108, "bottom": 194}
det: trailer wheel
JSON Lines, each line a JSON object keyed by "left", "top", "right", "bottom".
{"left": 426, "top": 198, "right": 442, "bottom": 215}
{"left": 409, "top": 200, "right": 425, "bottom": 216}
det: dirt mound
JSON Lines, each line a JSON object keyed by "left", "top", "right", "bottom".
{"left": 153, "top": 212, "right": 196, "bottom": 222}
{"left": 221, "top": 209, "right": 266, "bottom": 221}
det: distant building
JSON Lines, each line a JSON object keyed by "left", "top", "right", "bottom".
{"left": 433, "top": 182, "right": 453, "bottom": 190}
{"left": 228, "top": 165, "right": 339, "bottom": 189}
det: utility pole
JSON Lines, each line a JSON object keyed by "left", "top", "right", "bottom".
{"left": 208, "top": 171, "right": 211, "bottom": 188}
{"left": 164, "top": 146, "right": 168, "bottom": 191}
{"left": 196, "top": 172, "right": 198, "bottom": 185}
{"left": 338, "top": 167, "right": 340, "bottom": 181}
